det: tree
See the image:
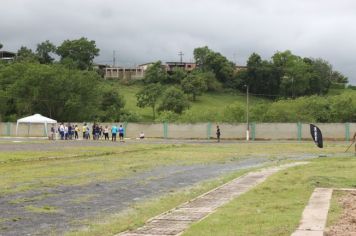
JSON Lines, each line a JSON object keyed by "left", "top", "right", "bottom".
{"left": 168, "top": 67, "right": 187, "bottom": 84}
{"left": 36, "top": 40, "right": 57, "bottom": 64}
{"left": 0, "top": 43, "right": 3, "bottom": 50}
{"left": 16, "top": 46, "right": 38, "bottom": 63}
{"left": 143, "top": 61, "right": 167, "bottom": 84}
{"left": 241, "top": 53, "right": 280, "bottom": 97}
{"left": 0, "top": 62, "right": 103, "bottom": 121}
{"left": 158, "top": 87, "right": 189, "bottom": 114}
{"left": 330, "top": 71, "right": 348, "bottom": 85}
{"left": 136, "top": 83, "right": 162, "bottom": 119}
{"left": 57, "top": 37, "right": 100, "bottom": 70}
{"left": 100, "top": 88, "right": 125, "bottom": 121}
{"left": 181, "top": 72, "right": 208, "bottom": 101}
{"left": 193, "top": 46, "right": 235, "bottom": 85}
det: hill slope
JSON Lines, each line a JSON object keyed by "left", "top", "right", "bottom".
{"left": 115, "top": 83, "right": 268, "bottom": 122}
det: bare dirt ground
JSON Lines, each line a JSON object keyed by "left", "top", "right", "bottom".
{"left": 325, "top": 191, "right": 356, "bottom": 236}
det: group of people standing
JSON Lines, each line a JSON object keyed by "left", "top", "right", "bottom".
{"left": 55, "top": 123, "right": 80, "bottom": 140}
{"left": 81, "top": 123, "right": 125, "bottom": 142}
{"left": 53, "top": 123, "right": 125, "bottom": 142}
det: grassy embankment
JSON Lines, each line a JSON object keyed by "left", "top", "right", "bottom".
{"left": 115, "top": 83, "right": 267, "bottom": 122}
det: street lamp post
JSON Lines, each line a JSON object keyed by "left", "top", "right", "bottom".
{"left": 246, "top": 84, "right": 250, "bottom": 141}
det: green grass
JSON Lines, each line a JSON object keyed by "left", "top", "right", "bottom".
{"left": 326, "top": 190, "right": 344, "bottom": 227}
{"left": 183, "top": 157, "right": 356, "bottom": 236}
{"left": 25, "top": 205, "right": 60, "bottom": 214}
{"left": 0, "top": 142, "right": 346, "bottom": 195}
{"left": 0, "top": 141, "right": 351, "bottom": 235}
{"left": 112, "top": 82, "right": 269, "bottom": 122}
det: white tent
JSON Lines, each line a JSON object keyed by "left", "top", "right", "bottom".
{"left": 16, "top": 114, "right": 57, "bottom": 137}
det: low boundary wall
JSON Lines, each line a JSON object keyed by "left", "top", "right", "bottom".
{"left": 0, "top": 122, "right": 355, "bottom": 141}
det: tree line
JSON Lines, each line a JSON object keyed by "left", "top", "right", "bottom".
{"left": 0, "top": 39, "right": 353, "bottom": 122}
{"left": 0, "top": 38, "right": 129, "bottom": 122}
{"left": 135, "top": 46, "right": 350, "bottom": 120}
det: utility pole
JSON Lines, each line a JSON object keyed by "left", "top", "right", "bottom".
{"left": 178, "top": 51, "right": 184, "bottom": 63}
{"left": 246, "top": 84, "right": 250, "bottom": 141}
{"left": 113, "top": 50, "right": 116, "bottom": 67}
{"left": 233, "top": 53, "right": 237, "bottom": 65}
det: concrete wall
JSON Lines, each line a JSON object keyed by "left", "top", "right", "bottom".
{"left": 0, "top": 122, "right": 355, "bottom": 140}
{"left": 256, "top": 123, "right": 298, "bottom": 140}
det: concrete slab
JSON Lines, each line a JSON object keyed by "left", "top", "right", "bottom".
{"left": 291, "top": 229, "right": 324, "bottom": 236}
{"left": 117, "top": 162, "right": 308, "bottom": 236}
{"left": 291, "top": 188, "right": 333, "bottom": 236}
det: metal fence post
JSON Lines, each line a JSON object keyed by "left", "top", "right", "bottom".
{"left": 297, "top": 122, "right": 302, "bottom": 141}
{"left": 207, "top": 122, "right": 211, "bottom": 139}
{"left": 163, "top": 122, "right": 168, "bottom": 139}
{"left": 251, "top": 122, "right": 256, "bottom": 141}
{"left": 345, "top": 123, "right": 350, "bottom": 141}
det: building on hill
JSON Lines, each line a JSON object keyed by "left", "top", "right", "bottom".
{"left": 165, "top": 62, "right": 196, "bottom": 73}
{"left": 138, "top": 62, "right": 196, "bottom": 73}
{"left": 104, "top": 61, "right": 197, "bottom": 80}
{"left": 0, "top": 51, "right": 16, "bottom": 62}
{"left": 235, "top": 65, "right": 247, "bottom": 73}
{"left": 104, "top": 66, "right": 144, "bottom": 80}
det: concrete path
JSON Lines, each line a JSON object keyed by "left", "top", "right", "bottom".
{"left": 291, "top": 188, "right": 333, "bottom": 236}
{"left": 117, "top": 162, "right": 308, "bottom": 236}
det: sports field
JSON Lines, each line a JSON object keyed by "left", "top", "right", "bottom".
{"left": 0, "top": 138, "right": 354, "bottom": 235}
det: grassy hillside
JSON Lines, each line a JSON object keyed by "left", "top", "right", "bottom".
{"left": 111, "top": 82, "right": 268, "bottom": 122}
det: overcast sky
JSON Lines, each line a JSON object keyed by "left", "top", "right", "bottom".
{"left": 1, "top": 0, "right": 356, "bottom": 84}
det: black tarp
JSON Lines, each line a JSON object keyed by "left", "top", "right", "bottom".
{"left": 310, "top": 124, "right": 323, "bottom": 148}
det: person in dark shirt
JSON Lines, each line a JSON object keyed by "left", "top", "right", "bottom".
{"left": 216, "top": 125, "right": 221, "bottom": 142}
{"left": 353, "top": 132, "right": 356, "bottom": 156}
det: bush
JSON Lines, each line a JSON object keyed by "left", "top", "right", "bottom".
{"left": 158, "top": 87, "right": 190, "bottom": 114}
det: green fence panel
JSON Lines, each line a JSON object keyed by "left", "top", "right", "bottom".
{"left": 345, "top": 123, "right": 350, "bottom": 141}
{"left": 207, "top": 122, "right": 212, "bottom": 139}
{"left": 251, "top": 122, "right": 256, "bottom": 141}
{"left": 297, "top": 122, "right": 302, "bottom": 141}
{"left": 163, "top": 122, "right": 168, "bottom": 139}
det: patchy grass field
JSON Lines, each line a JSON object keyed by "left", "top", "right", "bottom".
{"left": 0, "top": 140, "right": 352, "bottom": 235}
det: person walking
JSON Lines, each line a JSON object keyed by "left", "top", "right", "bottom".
{"left": 92, "top": 123, "right": 96, "bottom": 140}
{"left": 119, "top": 125, "right": 125, "bottom": 142}
{"left": 94, "top": 124, "right": 100, "bottom": 140}
{"left": 216, "top": 125, "right": 221, "bottom": 142}
{"left": 82, "top": 123, "right": 87, "bottom": 140}
{"left": 59, "top": 123, "right": 64, "bottom": 140}
{"left": 103, "top": 125, "right": 109, "bottom": 140}
{"left": 50, "top": 125, "right": 55, "bottom": 140}
{"left": 74, "top": 125, "right": 79, "bottom": 140}
{"left": 111, "top": 124, "right": 118, "bottom": 142}
{"left": 68, "top": 124, "right": 72, "bottom": 140}
{"left": 353, "top": 132, "right": 356, "bottom": 156}
{"left": 85, "top": 126, "right": 90, "bottom": 140}
{"left": 99, "top": 126, "right": 103, "bottom": 139}
{"left": 64, "top": 125, "right": 69, "bottom": 140}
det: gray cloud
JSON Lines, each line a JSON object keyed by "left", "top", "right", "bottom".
{"left": 1, "top": 0, "right": 355, "bottom": 84}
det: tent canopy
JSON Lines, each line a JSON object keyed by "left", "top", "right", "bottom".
{"left": 17, "top": 114, "right": 57, "bottom": 124}
{"left": 16, "top": 114, "right": 57, "bottom": 137}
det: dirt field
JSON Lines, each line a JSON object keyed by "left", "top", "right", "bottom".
{"left": 325, "top": 191, "right": 356, "bottom": 236}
